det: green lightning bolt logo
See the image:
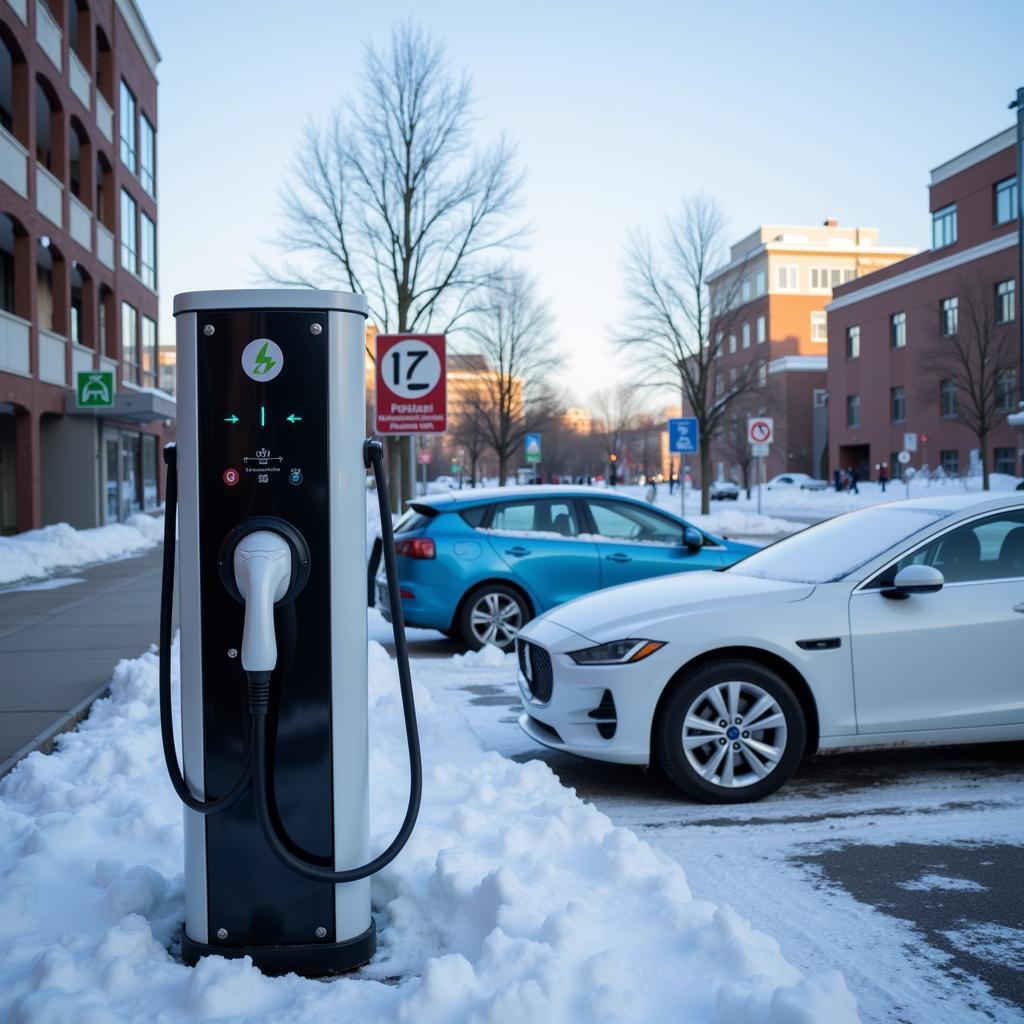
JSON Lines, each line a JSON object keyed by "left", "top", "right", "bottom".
{"left": 253, "top": 342, "right": 276, "bottom": 376}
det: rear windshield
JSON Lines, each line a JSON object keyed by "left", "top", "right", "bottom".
{"left": 728, "top": 506, "right": 946, "bottom": 584}
{"left": 394, "top": 506, "right": 437, "bottom": 534}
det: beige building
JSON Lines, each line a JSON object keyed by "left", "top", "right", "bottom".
{"left": 562, "top": 406, "right": 592, "bottom": 434}
{"left": 706, "top": 220, "right": 915, "bottom": 480}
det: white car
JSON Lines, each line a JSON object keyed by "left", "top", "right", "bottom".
{"left": 765, "top": 473, "right": 829, "bottom": 491}
{"left": 709, "top": 479, "right": 740, "bottom": 500}
{"left": 516, "top": 493, "right": 1024, "bottom": 802}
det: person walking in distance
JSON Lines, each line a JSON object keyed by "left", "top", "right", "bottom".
{"left": 849, "top": 467, "right": 860, "bottom": 495}
{"left": 878, "top": 462, "right": 889, "bottom": 493}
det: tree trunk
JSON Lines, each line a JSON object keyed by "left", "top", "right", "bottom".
{"left": 700, "top": 444, "right": 711, "bottom": 515}
{"left": 498, "top": 454, "right": 508, "bottom": 486}
{"left": 980, "top": 432, "right": 990, "bottom": 491}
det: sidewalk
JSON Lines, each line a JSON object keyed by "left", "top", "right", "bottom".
{"left": 0, "top": 547, "right": 167, "bottom": 775}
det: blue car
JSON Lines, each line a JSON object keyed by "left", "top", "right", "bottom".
{"left": 374, "top": 486, "right": 757, "bottom": 650}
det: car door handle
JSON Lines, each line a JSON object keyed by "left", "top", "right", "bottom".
{"left": 606, "top": 553, "right": 632, "bottom": 563}
{"left": 1014, "top": 602, "right": 1024, "bottom": 614}
{"left": 505, "top": 546, "right": 531, "bottom": 557}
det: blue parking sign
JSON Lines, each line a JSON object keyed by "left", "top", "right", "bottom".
{"left": 668, "top": 417, "right": 699, "bottom": 454}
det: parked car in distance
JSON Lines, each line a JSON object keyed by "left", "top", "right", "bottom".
{"left": 709, "top": 479, "right": 740, "bottom": 500}
{"left": 515, "top": 492, "right": 1024, "bottom": 802}
{"left": 765, "top": 472, "right": 829, "bottom": 491}
{"left": 375, "top": 486, "right": 757, "bottom": 650}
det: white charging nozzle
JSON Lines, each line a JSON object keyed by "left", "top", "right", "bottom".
{"left": 233, "top": 531, "right": 292, "bottom": 674}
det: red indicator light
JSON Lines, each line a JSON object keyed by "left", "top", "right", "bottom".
{"left": 222, "top": 468, "right": 240, "bottom": 486}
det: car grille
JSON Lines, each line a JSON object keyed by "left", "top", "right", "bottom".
{"left": 517, "top": 639, "right": 553, "bottom": 704}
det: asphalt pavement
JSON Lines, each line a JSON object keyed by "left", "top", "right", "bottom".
{"left": 0, "top": 547, "right": 168, "bottom": 775}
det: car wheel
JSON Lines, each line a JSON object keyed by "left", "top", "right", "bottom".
{"left": 654, "top": 659, "right": 805, "bottom": 803}
{"left": 458, "top": 584, "right": 530, "bottom": 651}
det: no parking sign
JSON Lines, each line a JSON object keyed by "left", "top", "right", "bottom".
{"left": 747, "top": 417, "right": 774, "bottom": 446}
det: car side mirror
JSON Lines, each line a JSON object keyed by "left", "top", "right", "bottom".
{"left": 683, "top": 526, "right": 703, "bottom": 553}
{"left": 882, "top": 564, "right": 944, "bottom": 600}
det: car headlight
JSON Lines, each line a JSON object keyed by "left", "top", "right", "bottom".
{"left": 568, "top": 639, "right": 666, "bottom": 665}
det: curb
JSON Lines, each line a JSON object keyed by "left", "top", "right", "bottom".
{"left": 0, "top": 681, "right": 111, "bottom": 780}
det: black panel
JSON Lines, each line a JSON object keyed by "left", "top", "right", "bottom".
{"left": 196, "top": 309, "right": 335, "bottom": 947}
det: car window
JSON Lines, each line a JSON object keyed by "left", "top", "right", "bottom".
{"left": 586, "top": 500, "right": 683, "bottom": 545}
{"left": 459, "top": 505, "right": 488, "bottom": 528}
{"left": 880, "top": 511, "right": 1024, "bottom": 585}
{"left": 489, "top": 500, "right": 580, "bottom": 537}
{"left": 394, "top": 507, "right": 435, "bottom": 533}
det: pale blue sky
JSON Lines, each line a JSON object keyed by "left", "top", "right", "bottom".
{"left": 139, "top": 0, "right": 1024, "bottom": 405}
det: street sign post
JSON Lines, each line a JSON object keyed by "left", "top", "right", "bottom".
{"left": 668, "top": 417, "right": 699, "bottom": 516}
{"left": 76, "top": 370, "right": 114, "bottom": 409}
{"left": 374, "top": 334, "right": 447, "bottom": 435}
{"left": 416, "top": 446, "right": 432, "bottom": 495}
{"left": 525, "top": 433, "right": 542, "bottom": 465}
{"left": 903, "top": 432, "right": 918, "bottom": 453}
{"left": 747, "top": 418, "right": 774, "bottom": 514}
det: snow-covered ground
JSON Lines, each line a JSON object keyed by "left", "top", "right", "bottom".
{"left": 0, "top": 640, "right": 858, "bottom": 1024}
{"left": 0, "top": 515, "right": 164, "bottom": 587}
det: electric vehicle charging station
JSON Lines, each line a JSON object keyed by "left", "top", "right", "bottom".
{"left": 163, "top": 289, "right": 420, "bottom": 976}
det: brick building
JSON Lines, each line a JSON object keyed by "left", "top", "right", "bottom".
{"left": 707, "top": 222, "right": 914, "bottom": 483}
{"left": 0, "top": 0, "right": 168, "bottom": 535}
{"left": 827, "top": 128, "right": 1020, "bottom": 483}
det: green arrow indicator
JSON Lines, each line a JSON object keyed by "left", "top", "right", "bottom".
{"left": 286, "top": 414, "right": 302, "bottom": 424}
{"left": 224, "top": 414, "right": 239, "bottom": 424}
{"left": 260, "top": 405, "right": 266, "bottom": 428}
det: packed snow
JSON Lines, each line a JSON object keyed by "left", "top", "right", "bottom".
{"left": 0, "top": 515, "right": 164, "bottom": 586}
{"left": 0, "top": 639, "right": 860, "bottom": 1023}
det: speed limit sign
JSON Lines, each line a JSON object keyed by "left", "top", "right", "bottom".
{"left": 375, "top": 334, "right": 447, "bottom": 434}
{"left": 747, "top": 417, "right": 774, "bottom": 445}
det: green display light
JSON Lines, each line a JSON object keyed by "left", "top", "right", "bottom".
{"left": 286, "top": 413, "right": 302, "bottom": 424}
{"left": 223, "top": 414, "right": 239, "bottom": 425}
{"left": 260, "top": 405, "right": 266, "bottom": 428}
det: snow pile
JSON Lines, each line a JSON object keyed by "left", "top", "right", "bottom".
{"left": 688, "top": 510, "right": 802, "bottom": 538}
{"left": 0, "top": 641, "right": 859, "bottom": 1023}
{"left": 0, "top": 514, "right": 164, "bottom": 585}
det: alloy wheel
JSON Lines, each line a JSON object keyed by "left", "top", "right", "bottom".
{"left": 681, "top": 680, "right": 788, "bottom": 788}
{"left": 468, "top": 591, "right": 523, "bottom": 648}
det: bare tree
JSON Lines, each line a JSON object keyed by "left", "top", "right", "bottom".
{"left": 447, "top": 396, "right": 492, "bottom": 486}
{"left": 918, "top": 272, "right": 1017, "bottom": 490}
{"left": 261, "top": 22, "right": 524, "bottom": 510}
{"left": 592, "top": 385, "right": 641, "bottom": 485}
{"left": 617, "top": 194, "right": 757, "bottom": 513}
{"left": 456, "top": 268, "right": 561, "bottom": 484}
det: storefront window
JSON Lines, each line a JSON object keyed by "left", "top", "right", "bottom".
{"left": 142, "top": 434, "right": 158, "bottom": 509}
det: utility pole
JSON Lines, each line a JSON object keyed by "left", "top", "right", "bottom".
{"left": 1008, "top": 88, "right": 1024, "bottom": 466}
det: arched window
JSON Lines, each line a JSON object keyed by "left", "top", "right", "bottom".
{"left": 94, "top": 25, "right": 112, "bottom": 104}
{"left": 68, "top": 0, "right": 93, "bottom": 70}
{"left": 96, "top": 149, "right": 113, "bottom": 228}
{"left": 34, "top": 74, "right": 65, "bottom": 177}
{"left": 0, "top": 27, "right": 28, "bottom": 145}
{"left": 36, "top": 237, "right": 67, "bottom": 335}
{"left": 69, "top": 116, "right": 92, "bottom": 205}
{"left": 70, "top": 261, "right": 94, "bottom": 347}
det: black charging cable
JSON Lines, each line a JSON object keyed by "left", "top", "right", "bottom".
{"left": 159, "top": 443, "right": 252, "bottom": 814}
{"left": 248, "top": 439, "right": 423, "bottom": 882}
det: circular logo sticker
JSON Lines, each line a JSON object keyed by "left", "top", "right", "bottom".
{"left": 241, "top": 338, "right": 284, "bottom": 382}
{"left": 383, "top": 339, "right": 442, "bottom": 399}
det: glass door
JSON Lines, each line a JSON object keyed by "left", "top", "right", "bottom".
{"left": 104, "top": 435, "right": 120, "bottom": 523}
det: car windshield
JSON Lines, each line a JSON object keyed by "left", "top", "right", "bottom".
{"left": 728, "top": 506, "right": 947, "bottom": 584}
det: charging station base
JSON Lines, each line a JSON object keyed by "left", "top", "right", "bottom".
{"left": 181, "top": 921, "right": 377, "bottom": 977}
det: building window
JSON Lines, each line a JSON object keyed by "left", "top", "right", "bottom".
{"left": 715, "top": 371, "right": 723, "bottom": 397}
{"left": 139, "top": 115, "right": 155, "bottom": 196}
{"left": 995, "top": 177, "right": 1018, "bottom": 225}
{"left": 777, "top": 265, "right": 798, "bottom": 291}
{"left": 728, "top": 333, "right": 736, "bottom": 354}
{"left": 846, "top": 394, "right": 860, "bottom": 429}
{"left": 810, "top": 268, "right": 844, "bottom": 290}
{"left": 890, "top": 386, "right": 906, "bottom": 423}
{"left": 940, "top": 378, "right": 958, "bottom": 418}
{"left": 140, "top": 213, "right": 156, "bottom": 289}
{"left": 940, "top": 296, "right": 958, "bottom": 336}
{"left": 120, "top": 189, "right": 137, "bottom": 272}
{"left": 810, "top": 311, "right": 827, "bottom": 342}
{"left": 755, "top": 270, "right": 765, "bottom": 296}
{"left": 119, "top": 80, "right": 137, "bottom": 172}
{"left": 994, "top": 447, "right": 1017, "bottom": 475}
{"left": 940, "top": 450, "right": 960, "bottom": 476}
{"left": 741, "top": 278, "right": 750, "bottom": 302}
{"left": 757, "top": 360, "right": 767, "bottom": 388}
{"left": 715, "top": 331, "right": 723, "bottom": 358}
{"left": 846, "top": 325, "right": 860, "bottom": 359}
{"left": 843, "top": 269, "right": 855, "bottom": 283}
{"left": 742, "top": 322, "right": 750, "bottom": 348}
{"left": 756, "top": 315, "right": 766, "bottom": 343}
{"left": 890, "top": 311, "right": 906, "bottom": 349}
{"left": 931, "top": 204, "right": 957, "bottom": 249}
{"left": 996, "top": 368, "right": 1017, "bottom": 411}
{"left": 890, "top": 452, "right": 903, "bottom": 482}
{"left": 142, "top": 434, "right": 158, "bottom": 509}
{"left": 813, "top": 388, "right": 828, "bottom": 408}
{"left": 141, "top": 315, "right": 157, "bottom": 388}
{"left": 729, "top": 365, "right": 737, "bottom": 387}
{"left": 121, "top": 301, "right": 138, "bottom": 384}
{"left": 997, "top": 279, "right": 1015, "bottom": 323}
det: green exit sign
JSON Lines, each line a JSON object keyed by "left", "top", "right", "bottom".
{"left": 76, "top": 371, "right": 114, "bottom": 409}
